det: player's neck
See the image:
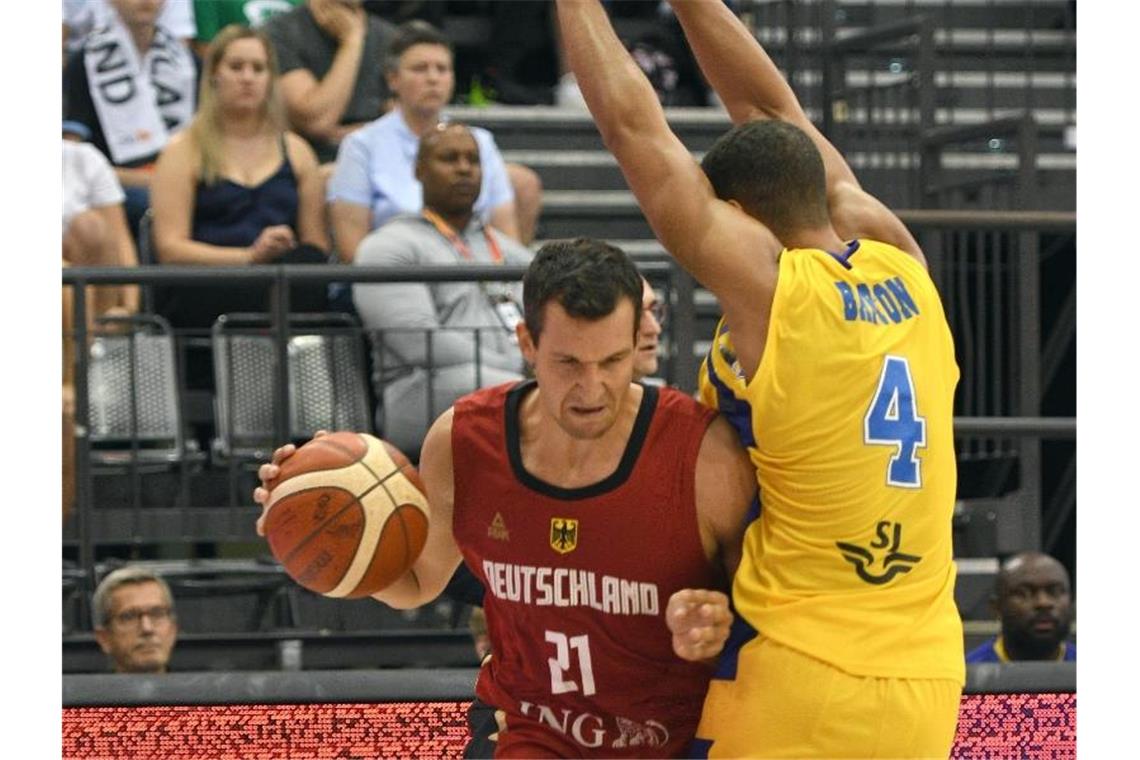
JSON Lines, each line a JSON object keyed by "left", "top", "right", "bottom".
{"left": 519, "top": 383, "right": 644, "bottom": 488}
{"left": 782, "top": 226, "right": 847, "bottom": 254}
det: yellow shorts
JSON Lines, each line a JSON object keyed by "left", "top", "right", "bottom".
{"left": 695, "top": 635, "right": 962, "bottom": 758}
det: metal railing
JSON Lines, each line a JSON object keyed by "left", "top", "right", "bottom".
{"left": 62, "top": 663, "right": 1073, "bottom": 706}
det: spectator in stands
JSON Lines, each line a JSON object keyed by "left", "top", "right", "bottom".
{"left": 967, "top": 551, "right": 1075, "bottom": 663}
{"left": 328, "top": 19, "right": 543, "bottom": 262}
{"left": 63, "top": 126, "right": 141, "bottom": 323}
{"left": 635, "top": 275, "right": 666, "bottom": 381}
{"left": 352, "top": 122, "right": 532, "bottom": 456}
{"left": 63, "top": 0, "right": 197, "bottom": 60}
{"left": 262, "top": 0, "right": 397, "bottom": 164}
{"left": 63, "top": 0, "right": 200, "bottom": 236}
{"left": 92, "top": 566, "right": 179, "bottom": 674}
{"left": 192, "top": 0, "right": 302, "bottom": 54}
{"left": 150, "top": 24, "right": 330, "bottom": 332}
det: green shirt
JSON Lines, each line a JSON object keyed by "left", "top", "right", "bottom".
{"left": 194, "top": 0, "right": 303, "bottom": 42}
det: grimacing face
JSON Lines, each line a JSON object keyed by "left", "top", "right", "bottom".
{"left": 518, "top": 298, "right": 638, "bottom": 441}
{"left": 94, "top": 581, "right": 178, "bottom": 673}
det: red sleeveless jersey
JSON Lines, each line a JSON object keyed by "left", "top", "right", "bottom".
{"left": 452, "top": 380, "right": 719, "bottom": 757}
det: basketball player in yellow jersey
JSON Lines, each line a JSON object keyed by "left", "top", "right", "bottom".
{"left": 557, "top": 0, "right": 963, "bottom": 756}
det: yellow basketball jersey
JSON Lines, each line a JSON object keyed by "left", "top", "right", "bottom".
{"left": 698, "top": 239, "right": 964, "bottom": 683}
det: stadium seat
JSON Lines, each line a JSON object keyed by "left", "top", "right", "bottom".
{"left": 86, "top": 313, "right": 203, "bottom": 471}
{"left": 211, "top": 312, "right": 373, "bottom": 463}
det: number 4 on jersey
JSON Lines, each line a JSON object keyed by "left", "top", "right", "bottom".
{"left": 864, "top": 356, "right": 926, "bottom": 488}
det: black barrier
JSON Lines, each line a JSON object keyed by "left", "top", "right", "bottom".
{"left": 61, "top": 664, "right": 1075, "bottom": 707}
{"left": 63, "top": 669, "right": 480, "bottom": 707}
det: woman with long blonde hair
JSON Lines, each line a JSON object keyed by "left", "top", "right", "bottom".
{"left": 151, "top": 24, "right": 330, "bottom": 330}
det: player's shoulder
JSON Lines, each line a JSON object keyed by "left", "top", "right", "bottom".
{"left": 456, "top": 380, "right": 527, "bottom": 416}
{"left": 421, "top": 405, "right": 456, "bottom": 455}
{"left": 653, "top": 385, "right": 719, "bottom": 427}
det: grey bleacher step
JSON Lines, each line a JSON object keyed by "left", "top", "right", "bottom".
{"left": 452, "top": 105, "right": 1072, "bottom": 153}
{"left": 820, "top": 0, "right": 1073, "bottom": 31}
{"left": 753, "top": 24, "right": 1074, "bottom": 57}
{"left": 505, "top": 147, "right": 1074, "bottom": 193}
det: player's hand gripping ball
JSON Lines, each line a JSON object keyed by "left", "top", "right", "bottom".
{"left": 262, "top": 432, "right": 429, "bottom": 597}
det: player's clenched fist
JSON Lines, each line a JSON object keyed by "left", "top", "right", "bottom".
{"left": 666, "top": 588, "right": 732, "bottom": 662}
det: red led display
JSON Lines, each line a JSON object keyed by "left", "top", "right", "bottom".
{"left": 62, "top": 694, "right": 1074, "bottom": 759}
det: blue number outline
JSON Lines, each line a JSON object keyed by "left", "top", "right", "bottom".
{"left": 863, "top": 355, "right": 926, "bottom": 488}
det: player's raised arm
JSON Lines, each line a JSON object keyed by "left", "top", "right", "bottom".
{"left": 667, "top": 0, "right": 799, "bottom": 128}
{"left": 667, "top": 0, "right": 924, "bottom": 265}
{"left": 555, "top": 0, "right": 781, "bottom": 318}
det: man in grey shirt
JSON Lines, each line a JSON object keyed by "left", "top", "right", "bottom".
{"left": 353, "top": 123, "right": 533, "bottom": 456}
{"left": 263, "top": 0, "right": 397, "bottom": 163}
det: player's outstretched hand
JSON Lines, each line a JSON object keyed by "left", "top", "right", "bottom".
{"left": 252, "top": 430, "right": 329, "bottom": 536}
{"left": 667, "top": 588, "right": 732, "bottom": 663}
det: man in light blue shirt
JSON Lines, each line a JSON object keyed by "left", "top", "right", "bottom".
{"left": 328, "top": 20, "right": 540, "bottom": 262}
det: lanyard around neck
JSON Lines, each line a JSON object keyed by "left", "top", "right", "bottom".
{"left": 422, "top": 209, "right": 503, "bottom": 264}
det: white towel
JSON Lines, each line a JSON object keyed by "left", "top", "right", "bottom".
{"left": 83, "top": 14, "right": 196, "bottom": 165}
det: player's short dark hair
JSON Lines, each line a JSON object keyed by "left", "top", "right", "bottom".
{"left": 523, "top": 239, "right": 643, "bottom": 344}
{"left": 700, "top": 119, "right": 830, "bottom": 234}
{"left": 386, "top": 19, "right": 453, "bottom": 73}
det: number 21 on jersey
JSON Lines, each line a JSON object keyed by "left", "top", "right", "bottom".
{"left": 864, "top": 355, "right": 926, "bottom": 488}
{"left": 546, "top": 630, "right": 596, "bottom": 696}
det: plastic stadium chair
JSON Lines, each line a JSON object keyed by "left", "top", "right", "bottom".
{"left": 211, "top": 312, "right": 372, "bottom": 462}
{"left": 86, "top": 313, "right": 201, "bottom": 469}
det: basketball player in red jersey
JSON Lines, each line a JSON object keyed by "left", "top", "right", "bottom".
{"left": 253, "top": 238, "right": 756, "bottom": 757}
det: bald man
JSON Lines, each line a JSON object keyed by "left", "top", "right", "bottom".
{"left": 351, "top": 122, "right": 534, "bottom": 456}
{"left": 967, "top": 552, "right": 1075, "bottom": 663}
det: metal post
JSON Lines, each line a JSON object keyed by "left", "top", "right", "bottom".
{"left": 273, "top": 266, "right": 292, "bottom": 450}
{"left": 671, "top": 265, "right": 699, "bottom": 394}
{"left": 783, "top": 0, "right": 800, "bottom": 103}
{"left": 820, "top": 0, "right": 838, "bottom": 139}
{"left": 72, "top": 279, "right": 95, "bottom": 625}
{"left": 1001, "top": 229, "right": 1042, "bottom": 554}
{"left": 1017, "top": 114, "right": 1039, "bottom": 210}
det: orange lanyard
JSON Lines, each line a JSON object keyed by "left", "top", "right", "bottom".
{"left": 422, "top": 209, "right": 503, "bottom": 264}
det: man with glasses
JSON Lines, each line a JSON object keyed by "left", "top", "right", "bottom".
{"left": 92, "top": 566, "right": 179, "bottom": 674}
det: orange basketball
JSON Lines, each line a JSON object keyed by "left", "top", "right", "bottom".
{"left": 262, "top": 432, "right": 430, "bottom": 598}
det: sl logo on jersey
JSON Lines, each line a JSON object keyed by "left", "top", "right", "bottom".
{"left": 836, "top": 521, "right": 922, "bottom": 585}
{"left": 550, "top": 518, "right": 579, "bottom": 554}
